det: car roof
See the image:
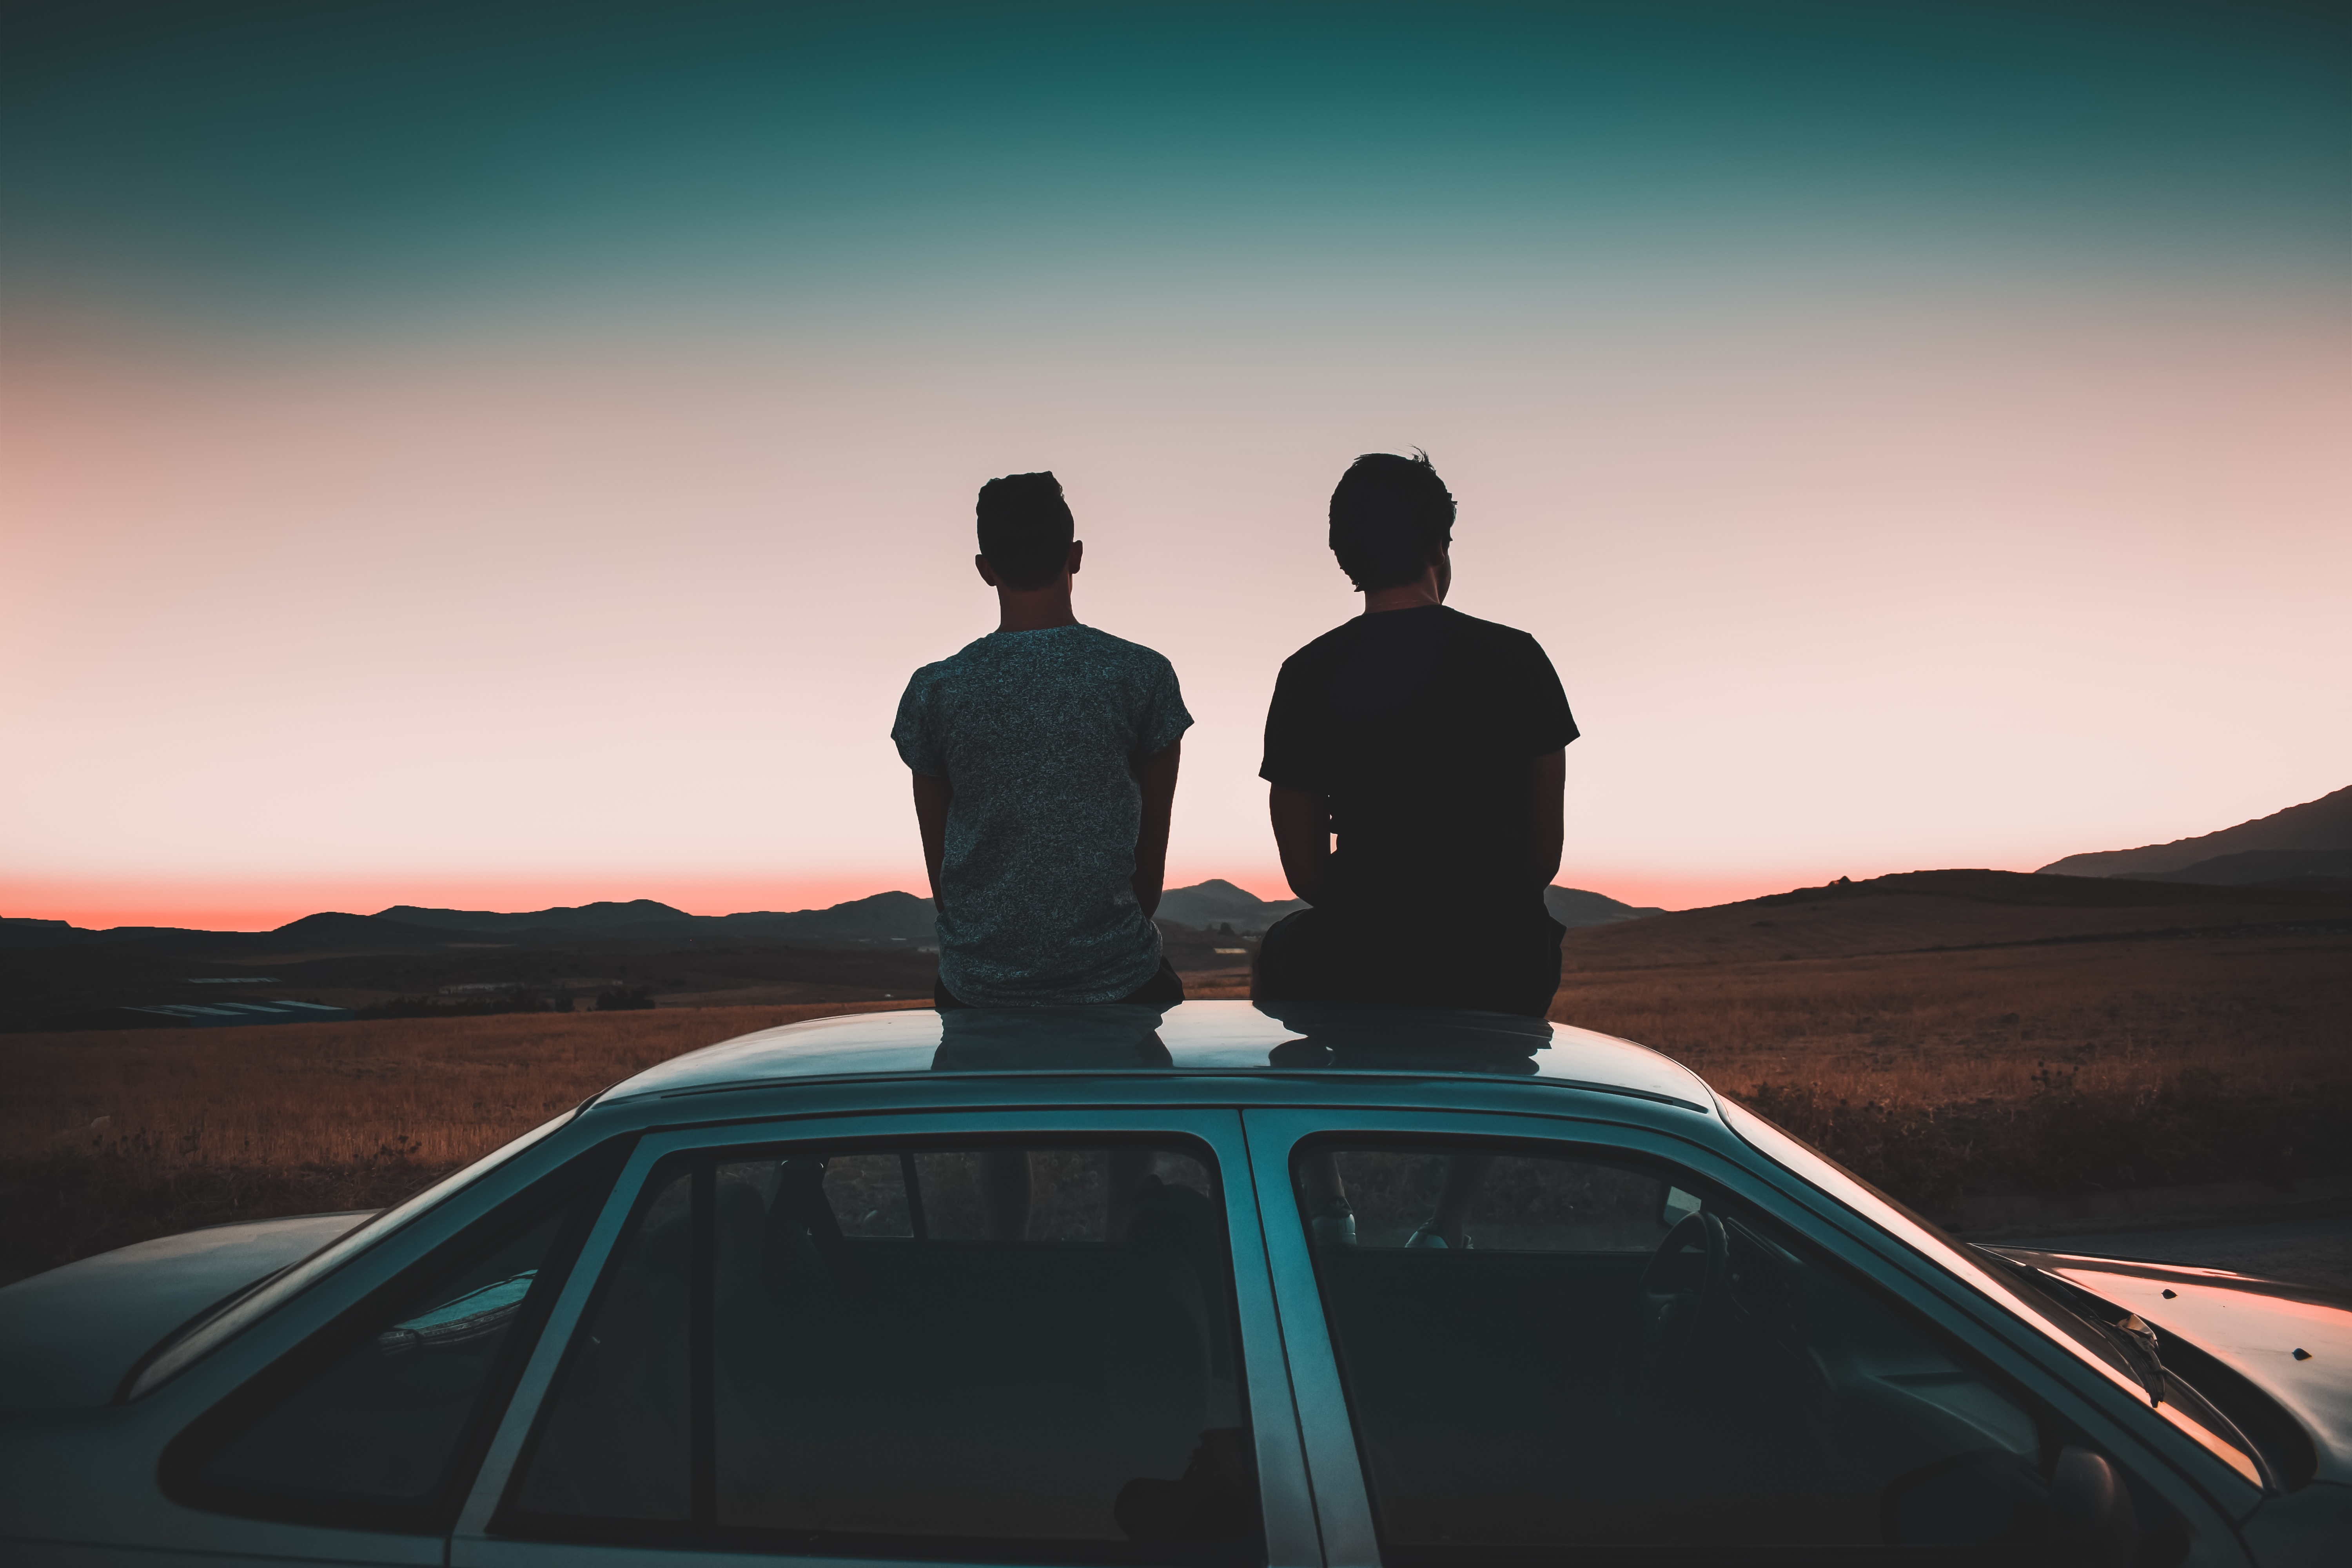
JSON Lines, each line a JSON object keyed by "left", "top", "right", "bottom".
{"left": 597, "top": 998, "right": 1714, "bottom": 1112}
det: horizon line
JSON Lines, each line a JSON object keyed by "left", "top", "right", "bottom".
{"left": 2, "top": 864, "right": 2074, "bottom": 935}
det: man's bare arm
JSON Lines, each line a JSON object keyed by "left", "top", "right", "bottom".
{"left": 911, "top": 772, "right": 953, "bottom": 908}
{"left": 1269, "top": 782, "right": 1331, "bottom": 905}
{"left": 1131, "top": 739, "right": 1181, "bottom": 919}
{"left": 1530, "top": 746, "right": 1566, "bottom": 889}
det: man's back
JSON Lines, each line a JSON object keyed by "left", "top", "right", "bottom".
{"left": 896, "top": 623, "right": 1190, "bottom": 1005}
{"left": 1263, "top": 604, "right": 1576, "bottom": 931}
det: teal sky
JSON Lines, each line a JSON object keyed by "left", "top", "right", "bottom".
{"left": 4, "top": 3, "right": 2348, "bottom": 927}
{"left": 7, "top": 2, "right": 2346, "bottom": 311}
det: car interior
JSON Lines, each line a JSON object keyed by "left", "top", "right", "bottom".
{"left": 176, "top": 1200, "right": 578, "bottom": 1522}
{"left": 508, "top": 1140, "right": 1260, "bottom": 1559}
{"left": 1297, "top": 1145, "right": 2169, "bottom": 1561}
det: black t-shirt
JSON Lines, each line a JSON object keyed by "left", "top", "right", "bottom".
{"left": 1260, "top": 605, "right": 1577, "bottom": 931}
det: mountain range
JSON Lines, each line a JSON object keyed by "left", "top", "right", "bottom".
{"left": 373, "top": 892, "right": 940, "bottom": 945}
{"left": 1563, "top": 865, "right": 2352, "bottom": 972}
{"left": 2036, "top": 785, "right": 2352, "bottom": 886}
{"left": 0, "top": 878, "right": 1669, "bottom": 1029}
{"left": 8, "top": 785, "right": 2339, "bottom": 1029}
{"left": 0, "top": 878, "right": 1668, "bottom": 959}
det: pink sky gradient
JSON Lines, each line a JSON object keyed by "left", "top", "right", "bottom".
{"left": 5, "top": 267, "right": 2348, "bottom": 931}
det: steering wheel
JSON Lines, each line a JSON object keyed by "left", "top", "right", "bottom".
{"left": 1640, "top": 1210, "right": 1730, "bottom": 1382}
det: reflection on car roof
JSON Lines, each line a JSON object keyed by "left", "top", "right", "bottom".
{"left": 601, "top": 999, "right": 1711, "bottom": 1112}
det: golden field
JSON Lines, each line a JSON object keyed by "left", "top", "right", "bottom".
{"left": 1553, "top": 933, "right": 2348, "bottom": 1112}
{"left": 1551, "top": 931, "right": 2352, "bottom": 1216}
{"left": 0, "top": 1001, "right": 929, "bottom": 1284}
{"left": 4, "top": 927, "right": 2347, "bottom": 1283}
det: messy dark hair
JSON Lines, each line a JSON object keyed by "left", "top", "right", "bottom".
{"left": 1328, "top": 450, "right": 1454, "bottom": 593}
{"left": 974, "top": 471, "right": 1076, "bottom": 590}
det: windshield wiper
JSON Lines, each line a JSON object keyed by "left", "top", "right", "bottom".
{"left": 1976, "top": 1249, "right": 2166, "bottom": 1406}
{"left": 2099, "top": 1308, "right": 2168, "bottom": 1406}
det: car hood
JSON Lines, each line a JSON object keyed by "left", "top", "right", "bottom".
{"left": 1989, "top": 1247, "right": 2352, "bottom": 1485}
{"left": 0, "top": 1212, "right": 373, "bottom": 1408}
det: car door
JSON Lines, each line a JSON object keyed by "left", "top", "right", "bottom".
{"left": 49, "top": 1122, "right": 625, "bottom": 1568}
{"left": 1243, "top": 1106, "right": 2256, "bottom": 1568}
{"left": 452, "top": 1107, "right": 1319, "bottom": 1568}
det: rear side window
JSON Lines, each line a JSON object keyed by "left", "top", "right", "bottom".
{"left": 163, "top": 1174, "right": 599, "bottom": 1533}
{"left": 506, "top": 1140, "right": 1260, "bottom": 1563}
{"left": 1298, "top": 1143, "right": 2079, "bottom": 1563}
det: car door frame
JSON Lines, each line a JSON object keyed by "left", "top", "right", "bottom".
{"left": 1241, "top": 1103, "right": 2257, "bottom": 1568}
{"left": 0, "top": 1113, "right": 621, "bottom": 1568}
{"left": 452, "top": 1105, "right": 1321, "bottom": 1568}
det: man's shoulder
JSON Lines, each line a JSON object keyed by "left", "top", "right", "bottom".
{"left": 901, "top": 636, "right": 995, "bottom": 690}
{"left": 1281, "top": 606, "right": 1542, "bottom": 666}
{"left": 915, "top": 626, "right": 1176, "bottom": 690}
{"left": 1068, "top": 624, "right": 1177, "bottom": 677}
{"left": 1279, "top": 616, "right": 1370, "bottom": 671}
{"left": 1433, "top": 605, "right": 1543, "bottom": 649}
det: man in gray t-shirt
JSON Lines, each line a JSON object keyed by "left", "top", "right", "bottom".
{"left": 893, "top": 472, "right": 1192, "bottom": 1007}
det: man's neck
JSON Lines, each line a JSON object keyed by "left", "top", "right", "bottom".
{"left": 1362, "top": 581, "right": 1443, "bottom": 614}
{"left": 996, "top": 586, "right": 1079, "bottom": 632}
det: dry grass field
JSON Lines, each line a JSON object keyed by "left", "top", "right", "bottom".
{"left": 4, "top": 919, "right": 2346, "bottom": 1283}
{"left": 0, "top": 1000, "right": 929, "bottom": 1285}
{"left": 1552, "top": 931, "right": 2352, "bottom": 1216}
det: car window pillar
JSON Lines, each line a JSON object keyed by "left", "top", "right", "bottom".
{"left": 1244, "top": 1109, "right": 1380, "bottom": 1568}
{"left": 450, "top": 1131, "right": 670, "bottom": 1550}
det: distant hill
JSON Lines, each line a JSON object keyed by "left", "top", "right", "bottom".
{"left": 1156, "top": 880, "right": 1305, "bottom": 932}
{"left": 1560, "top": 867, "right": 2352, "bottom": 972}
{"left": 377, "top": 892, "right": 938, "bottom": 947}
{"left": 0, "top": 917, "right": 189, "bottom": 952}
{"left": 374, "top": 898, "right": 695, "bottom": 933}
{"left": 706, "top": 892, "right": 937, "bottom": 945}
{"left": 1546, "top": 886, "right": 1666, "bottom": 927}
{"left": 2038, "top": 786, "right": 2352, "bottom": 879}
{"left": 263, "top": 912, "right": 484, "bottom": 952}
{"left": 2114, "top": 849, "right": 2352, "bottom": 888}
{"left": 3, "top": 893, "right": 938, "bottom": 960}
{"left": 0, "top": 911, "right": 457, "bottom": 955}
{"left": 1154, "top": 878, "right": 1663, "bottom": 933}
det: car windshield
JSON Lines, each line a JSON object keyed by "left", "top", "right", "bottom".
{"left": 1717, "top": 1096, "right": 2263, "bottom": 1490}
{"left": 123, "top": 1105, "right": 581, "bottom": 1401}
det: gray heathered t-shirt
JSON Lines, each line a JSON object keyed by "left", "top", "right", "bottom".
{"left": 892, "top": 624, "right": 1193, "bottom": 1006}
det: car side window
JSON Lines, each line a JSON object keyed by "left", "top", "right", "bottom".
{"left": 1298, "top": 1143, "right": 2082, "bottom": 1563}
{"left": 165, "top": 1183, "right": 590, "bottom": 1532}
{"left": 506, "top": 1140, "right": 1261, "bottom": 1563}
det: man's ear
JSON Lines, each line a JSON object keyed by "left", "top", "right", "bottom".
{"left": 975, "top": 552, "right": 1000, "bottom": 588}
{"left": 1066, "top": 539, "right": 1083, "bottom": 577}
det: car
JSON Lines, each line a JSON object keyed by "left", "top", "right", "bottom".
{"left": 3, "top": 1000, "right": 2347, "bottom": 1567}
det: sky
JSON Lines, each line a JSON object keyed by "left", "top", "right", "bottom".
{"left": 4, "top": 2, "right": 2348, "bottom": 930}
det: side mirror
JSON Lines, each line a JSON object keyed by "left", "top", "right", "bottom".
{"left": 1882, "top": 1447, "right": 2142, "bottom": 1561}
{"left": 2050, "top": 1446, "right": 2138, "bottom": 1568}
{"left": 1658, "top": 1185, "right": 1703, "bottom": 1228}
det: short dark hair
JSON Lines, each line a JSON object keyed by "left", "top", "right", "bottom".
{"left": 1328, "top": 451, "right": 1454, "bottom": 592}
{"left": 975, "top": 471, "right": 1076, "bottom": 590}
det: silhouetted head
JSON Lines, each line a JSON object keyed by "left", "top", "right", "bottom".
{"left": 1328, "top": 451, "right": 1454, "bottom": 592}
{"left": 976, "top": 471, "right": 1077, "bottom": 589}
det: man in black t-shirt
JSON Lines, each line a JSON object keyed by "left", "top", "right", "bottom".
{"left": 1256, "top": 450, "right": 1578, "bottom": 1018}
